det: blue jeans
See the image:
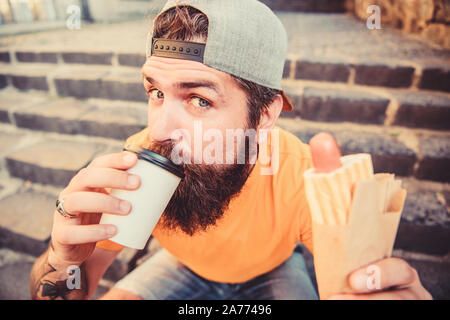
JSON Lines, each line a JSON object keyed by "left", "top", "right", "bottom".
{"left": 114, "top": 247, "right": 318, "bottom": 300}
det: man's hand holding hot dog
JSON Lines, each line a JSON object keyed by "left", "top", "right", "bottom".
{"left": 309, "top": 133, "right": 432, "bottom": 300}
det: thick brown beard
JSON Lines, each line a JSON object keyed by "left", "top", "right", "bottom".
{"left": 146, "top": 136, "right": 257, "bottom": 236}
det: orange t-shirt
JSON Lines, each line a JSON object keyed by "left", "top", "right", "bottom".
{"left": 97, "top": 126, "right": 314, "bottom": 283}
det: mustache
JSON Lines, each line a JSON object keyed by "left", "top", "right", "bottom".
{"left": 146, "top": 134, "right": 258, "bottom": 168}
{"left": 145, "top": 139, "right": 180, "bottom": 165}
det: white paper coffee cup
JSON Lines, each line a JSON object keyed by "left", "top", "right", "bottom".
{"left": 99, "top": 145, "right": 184, "bottom": 249}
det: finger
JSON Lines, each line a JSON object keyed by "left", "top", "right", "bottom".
{"left": 54, "top": 223, "right": 117, "bottom": 245}
{"left": 61, "top": 192, "right": 132, "bottom": 217}
{"left": 69, "top": 167, "right": 141, "bottom": 192}
{"left": 88, "top": 152, "right": 138, "bottom": 170}
{"left": 328, "top": 287, "right": 422, "bottom": 300}
{"left": 348, "top": 258, "right": 417, "bottom": 293}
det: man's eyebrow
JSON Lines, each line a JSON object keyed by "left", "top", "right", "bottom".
{"left": 144, "top": 76, "right": 160, "bottom": 87}
{"left": 176, "top": 81, "right": 221, "bottom": 95}
{"left": 145, "top": 76, "right": 222, "bottom": 97}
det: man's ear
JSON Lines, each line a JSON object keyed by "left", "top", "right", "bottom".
{"left": 257, "top": 94, "right": 283, "bottom": 142}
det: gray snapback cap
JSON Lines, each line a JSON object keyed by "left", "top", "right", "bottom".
{"left": 146, "top": 0, "right": 293, "bottom": 111}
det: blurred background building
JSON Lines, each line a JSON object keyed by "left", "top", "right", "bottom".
{"left": 0, "top": 0, "right": 83, "bottom": 25}
{"left": 0, "top": 0, "right": 448, "bottom": 46}
{"left": 0, "top": 0, "right": 449, "bottom": 300}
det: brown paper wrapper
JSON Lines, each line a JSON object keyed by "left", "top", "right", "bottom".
{"left": 311, "top": 173, "right": 406, "bottom": 299}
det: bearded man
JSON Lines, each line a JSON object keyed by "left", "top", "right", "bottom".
{"left": 30, "top": 0, "right": 431, "bottom": 300}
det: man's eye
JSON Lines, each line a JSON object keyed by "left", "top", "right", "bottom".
{"left": 191, "top": 96, "right": 211, "bottom": 108}
{"left": 148, "top": 88, "right": 164, "bottom": 99}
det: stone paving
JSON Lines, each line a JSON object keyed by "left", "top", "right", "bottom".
{"left": 283, "top": 13, "right": 450, "bottom": 62}
{"left": 0, "top": 11, "right": 448, "bottom": 299}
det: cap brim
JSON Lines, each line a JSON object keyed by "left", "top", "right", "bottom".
{"left": 281, "top": 90, "right": 294, "bottom": 111}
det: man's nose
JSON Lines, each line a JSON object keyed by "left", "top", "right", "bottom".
{"left": 149, "top": 100, "right": 181, "bottom": 142}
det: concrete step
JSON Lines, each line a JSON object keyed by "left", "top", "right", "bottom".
{"left": 0, "top": 49, "right": 145, "bottom": 67}
{"left": 0, "top": 90, "right": 147, "bottom": 140}
{"left": 280, "top": 12, "right": 450, "bottom": 92}
{"left": 2, "top": 132, "right": 124, "bottom": 187}
{"left": 283, "top": 83, "right": 450, "bottom": 131}
{"left": 283, "top": 56, "right": 450, "bottom": 94}
{"left": 5, "top": 139, "right": 107, "bottom": 187}
{"left": 396, "top": 186, "right": 450, "bottom": 255}
{"left": 0, "top": 62, "right": 147, "bottom": 102}
{"left": 390, "top": 250, "right": 450, "bottom": 300}
{"left": 0, "top": 188, "right": 56, "bottom": 257}
{"left": 0, "top": 248, "right": 37, "bottom": 300}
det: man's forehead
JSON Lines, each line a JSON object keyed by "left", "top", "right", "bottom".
{"left": 144, "top": 55, "right": 220, "bottom": 75}
{"left": 142, "top": 56, "right": 233, "bottom": 91}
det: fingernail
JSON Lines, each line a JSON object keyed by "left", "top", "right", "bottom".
{"left": 120, "top": 201, "right": 131, "bottom": 213}
{"left": 127, "top": 175, "right": 139, "bottom": 188}
{"left": 106, "top": 225, "right": 116, "bottom": 236}
{"left": 350, "top": 273, "right": 368, "bottom": 291}
{"left": 123, "top": 153, "right": 136, "bottom": 165}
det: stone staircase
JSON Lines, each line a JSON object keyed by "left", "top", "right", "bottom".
{"left": 0, "top": 12, "right": 449, "bottom": 299}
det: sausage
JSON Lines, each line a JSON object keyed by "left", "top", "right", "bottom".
{"left": 309, "top": 132, "right": 342, "bottom": 173}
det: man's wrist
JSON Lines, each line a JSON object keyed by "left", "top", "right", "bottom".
{"left": 47, "top": 242, "right": 81, "bottom": 271}
{"left": 30, "top": 246, "right": 88, "bottom": 300}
